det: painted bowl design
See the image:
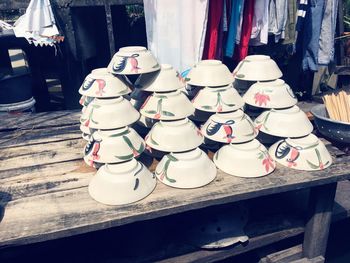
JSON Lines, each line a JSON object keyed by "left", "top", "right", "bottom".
{"left": 201, "top": 110, "right": 257, "bottom": 143}
{"left": 192, "top": 85, "right": 244, "bottom": 113}
{"left": 88, "top": 159, "right": 156, "bottom": 205}
{"left": 186, "top": 60, "right": 234, "bottom": 87}
{"left": 214, "top": 139, "right": 276, "bottom": 177}
{"left": 269, "top": 134, "right": 332, "bottom": 171}
{"left": 155, "top": 148, "right": 217, "bottom": 189}
{"left": 243, "top": 79, "right": 298, "bottom": 109}
{"left": 108, "top": 46, "right": 160, "bottom": 75}
{"left": 140, "top": 90, "right": 195, "bottom": 120}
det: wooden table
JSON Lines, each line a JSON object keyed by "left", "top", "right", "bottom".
{"left": 0, "top": 110, "right": 350, "bottom": 262}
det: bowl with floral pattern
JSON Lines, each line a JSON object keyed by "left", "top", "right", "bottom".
{"left": 155, "top": 148, "right": 217, "bottom": 188}
{"left": 243, "top": 79, "right": 298, "bottom": 109}
{"left": 192, "top": 85, "right": 244, "bottom": 113}
{"left": 79, "top": 68, "right": 132, "bottom": 98}
{"left": 186, "top": 60, "right": 234, "bottom": 87}
{"left": 269, "top": 134, "right": 332, "bottom": 171}
{"left": 254, "top": 106, "right": 313, "bottom": 138}
{"left": 80, "top": 123, "right": 96, "bottom": 141}
{"left": 80, "top": 97, "right": 140, "bottom": 129}
{"left": 140, "top": 90, "right": 195, "bottom": 120}
{"left": 135, "top": 64, "right": 184, "bottom": 92}
{"left": 79, "top": 95, "right": 94, "bottom": 107}
{"left": 145, "top": 118, "right": 204, "bottom": 152}
{"left": 213, "top": 139, "right": 275, "bottom": 177}
{"left": 233, "top": 55, "right": 282, "bottom": 81}
{"left": 201, "top": 110, "right": 257, "bottom": 143}
{"left": 88, "top": 159, "right": 156, "bottom": 205}
{"left": 83, "top": 127, "right": 145, "bottom": 166}
{"left": 108, "top": 46, "right": 160, "bottom": 75}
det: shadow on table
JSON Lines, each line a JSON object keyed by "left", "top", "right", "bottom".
{"left": 0, "top": 191, "right": 12, "bottom": 223}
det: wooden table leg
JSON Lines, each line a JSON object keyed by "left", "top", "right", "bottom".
{"left": 303, "top": 183, "right": 337, "bottom": 259}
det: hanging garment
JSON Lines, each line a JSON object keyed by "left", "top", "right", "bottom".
{"left": 250, "top": 0, "right": 269, "bottom": 45}
{"left": 296, "top": 0, "right": 308, "bottom": 32}
{"left": 235, "top": 0, "right": 255, "bottom": 61}
{"left": 268, "top": 0, "right": 288, "bottom": 43}
{"left": 236, "top": 0, "right": 246, "bottom": 44}
{"left": 144, "top": 0, "right": 209, "bottom": 74}
{"left": 318, "top": 0, "right": 339, "bottom": 65}
{"left": 225, "top": 0, "right": 244, "bottom": 57}
{"left": 282, "top": 0, "right": 298, "bottom": 45}
{"left": 301, "top": 0, "right": 326, "bottom": 71}
{"left": 202, "top": 0, "right": 224, "bottom": 60}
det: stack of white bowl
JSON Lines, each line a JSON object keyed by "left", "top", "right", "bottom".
{"left": 79, "top": 46, "right": 161, "bottom": 205}
{"left": 185, "top": 60, "right": 276, "bottom": 178}
{"left": 134, "top": 64, "right": 217, "bottom": 189}
{"left": 237, "top": 55, "right": 332, "bottom": 171}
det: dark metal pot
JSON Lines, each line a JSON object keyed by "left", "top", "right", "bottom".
{"left": 0, "top": 73, "right": 33, "bottom": 104}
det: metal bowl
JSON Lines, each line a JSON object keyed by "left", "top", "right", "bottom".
{"left": 311, "top": 104, "right": 350, "bottom": 144}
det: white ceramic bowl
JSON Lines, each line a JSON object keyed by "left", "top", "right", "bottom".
{"left": 80, "top": 123, "right": 95, "bottom": 141}
{"left": 233, "top": 55, "right": 282, "bottom": 81}
{"left": 108, "top": 46, "right": 160, "bottom": 75}
{"left": 243, "top": 79, "right": 297, "bottom": 109}
{"left": 254, "top": 106, "right": 313, "bottom": 137}
{"left": 81, "top": 97, "right": 140, "bottom": 129}
{"left": 155, "top": 148, "right": 216, "bottom": 188}
{"left": 88, "top": 159, "right": 156, "bottom": 205}
{"left": 186, "top": 60, "right": 234, "bottom": 87}
{"left": 79, "top": 95, "right": 94, "bottom": 107}
{"left": 145, "top": 118, "right": 204, "bottom": 152}
{"left": 135, "top": 64, "right": 184, "bottom": 92}
{"left": 201, "top": 110, "right": 257, "bottom": 143}
{"left": 214, "top": 139, "right": 276, "bottom": 177}
{"left": 140, "top": 90, "right": 195, "bottom": 120}
{"left": 79, "top": 68, "right": 132, "bottom": 98}
{"left": 83, "top": 127, "right": 145, "bottom": 165}
{"left": 192, "top": 85, "right": 244, "bottom": 112}
{"left": 269, "top": 134, "right": 332, "bottom": 171}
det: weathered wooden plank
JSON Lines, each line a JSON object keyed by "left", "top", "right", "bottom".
{"left": 0, "top": 155, "right": 350, "bottom": 248}
{"left": 303, "top": 183, "right": 337, "bottom": 259}
{"left": 264, "top": 244, "right": 302, "bottom": 263}
{"left": 291, "top": 256, "right": 325, "bottom": 263}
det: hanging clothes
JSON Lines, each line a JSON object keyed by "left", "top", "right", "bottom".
{"left": 236, "top": 0, "right": 246, "bottom": 44}
{"left": 143, "top": 0, "right": 209, "bottom": 74}
{"left": 250, "top": 0, "right": 269, "bottom": 45}
{"left": 282, "top": 0, "right": 298, "bottom": 45}
{"left": 234, "top": 0, "right": 255, "bottom": 61}
{"left": 225, "top": 0, "right": 244, "bottom": 57}
{"left": 268, "top": 0, "right": 288, "bottom": 43}
{"left": 202, "top": 0, "right": 224, "bottom": 60}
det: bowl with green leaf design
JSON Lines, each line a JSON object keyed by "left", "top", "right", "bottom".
{"left": 88, "top": 159, "right": 156, "bottom": 205}
{"left": 140, "top": 90, "right": 195, "bottom": 120}
{"left": 186, "top": 60, "right": 234, "bottom": 87}
{"left": 233, "top": 55, "right": 282, "bottom": 81}
{"left": 201, "top": 110, "right": 257, "bottom": 143}
{"left": 155, "top": 148, "right": 216, "bottom": 188}
{"left": 214, "top": 139, "right": 276, "bottom": 178}
{"left": 80, "top": 97, "right": 140, "bottom": 129}
{"left": 79, "top": 95, "right": 94, "bottom": 107}
{"left": 83, "top": 127, "right": 145, "bottom": 165}
{"left": 192, "top": 85, "right": 244, "bottom": 113}
{"left": 254, "top": 106, "right": 313, "bottom": 138}
{"left": 108, "top": 46, "right": 160, "bottom": 75}
{"left": 145, "top": 118, "right": 204, "bottom": 152}
{"left": 80, "top": 123, "right": 96, "bottom": 141}
{"left": 79, "top": 68, "right": 132, "bottom": 98}
{"left": 243, "top": 79, "right": 297, "bottom": 109}
{"left": 269, "top": 134, "right": 332, "bottom": 171}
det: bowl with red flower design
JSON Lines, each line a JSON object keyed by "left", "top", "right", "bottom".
{"left": 79, "top": 68, "right": 132, "bottom": 98}
{"left": 108, "top": 46, "right": 160, "bottom": 75}
{"left": 83, "top": 127, "right": 145, "bottom": 165}
{"left": 254, "top": 106, "right": 313, "bottom": 138}
{"left": 233, "top": 55, "right": 282, "bottom": 81}
{"left": 81, "top": 97, "right": 140, "bottom": 129}
{"left": 135, "top": 64, "right": 184, "bottom": 92}
{"left": 79, "top": 123, "right": 96, "bottom": 141}
{"left": 192, "top": 85, "right": 244, "bottom": 113}
{"left": 145, "top": 118, "right": 204, "bottom": 152}
{"left": 269, "top": 134, "right": 332, "bottom": 171}
{"left": 88, "top": 159, "right": 156, "bottom": 205}
{"left": 79, "top": 95, "right": 94, "bottom": 107}
{"left": 201, "top": 110, "right": 257, "bottom": 143}
{"left": 140, "top": 90, "right": 195, "bottom": 120}
{"left": 243, "top": 79, "right": 297, "bottom": 109}
{"left": 213, "top": 139, "right": 276, "bottom": 177}
{"left": 155, "top": 148, "right": 216, "bottom": 188}
{"left": 186, "top": 60, "right": 234, "bottom": 87}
